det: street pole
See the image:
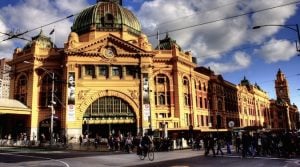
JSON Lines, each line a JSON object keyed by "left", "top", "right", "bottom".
{"left": 50, "top": 72, "right": 55, "bottom": 146}
{"left": 253, "top": 24, "right": 300, "bottom": 52}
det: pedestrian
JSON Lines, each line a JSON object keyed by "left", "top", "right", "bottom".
{"left": 216, "top": 137, "right": 224, "bottom": 155}
{"left": 242, "top": 132, "right": 252, "bottom": 158}
{"left": 235, "top": 136, "right": 242, "bottom": 153}
{"left": 205, "top": 134, "right": 216, "bottom": 157}
{"left": 79, "top": 135, "right": 83, "bottom": 147}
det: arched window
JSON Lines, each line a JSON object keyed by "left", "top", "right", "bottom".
{"left": 84, "top": 96, "right": 135, "bottom": 119}
{"left": 101, "top": 13, "right": 114, "bottom": 27}
{"left": 203, "top": 83, "right": 207, "bottom": 91}
{"left": 184, "top": 93, "right": 190, "bottom": 106}
{"left": 198, "top": 81, "right": 202, "bottom": 90}
{"left": 39, "top": 73, "right": 62, "bottom": 109}
{"left": 154, "top": 74, "right": 170, "bottom": 106}
{"left": 15, "top": 75, "right": 27, "bottom": 104}
{"left": 183, "top": 76, "right": 189, "bottom": 86}
{"left": 159, "top": 93, "right": 165, "bottom": 105}
{"left": 183, "top": 76, "right": 190, "bottom": 106}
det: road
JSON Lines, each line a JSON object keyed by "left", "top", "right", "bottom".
{"left": 0, "top": 147, "right": 299, "bottom": 167}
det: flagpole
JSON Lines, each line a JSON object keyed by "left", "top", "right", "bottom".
{"left": 53, "top": 26, "right": 56, "bottom": 48}
{"left": 49, "top": 26, "right": 55, "bottom": 48}
{"left": 157, "top": 29, "right": 160, "bottom": 50}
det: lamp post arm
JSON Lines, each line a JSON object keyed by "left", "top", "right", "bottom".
{"left": 253, "top": 24, "right": 300, "bottom": 52}
{"left": 296, "top": 24, "right": 300, "bottom": 51}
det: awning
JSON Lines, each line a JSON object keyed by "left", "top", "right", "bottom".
{"left": 0, "top": 99, "right": 31, "bottom": 115}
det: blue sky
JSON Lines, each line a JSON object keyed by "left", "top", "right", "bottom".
{"left": 0, "top": 0, "right": 300, "bottom": 108}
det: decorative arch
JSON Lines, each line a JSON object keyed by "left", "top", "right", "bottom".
{"left": 79, "top": 90, "right": 139, "bottom": 119}
{"left": 152, "top": 71, "right": 173, "bottom": 84}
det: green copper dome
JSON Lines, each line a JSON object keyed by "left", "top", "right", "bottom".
{"left": 23, "top": 30, "right": 54, "bottom": 50}
{"left": 156, "top": 33, "right": 182, "bottom": 51}
{"left": 72, "top": 1, "right": 141, "bottom": 35}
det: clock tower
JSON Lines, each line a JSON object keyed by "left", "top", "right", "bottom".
{"left": 275, "top": 69, "right": 290, "bottom": 104}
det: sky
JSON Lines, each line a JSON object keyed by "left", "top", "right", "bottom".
{"left": 0, "top": 0, "right": 300, "bottom": 108}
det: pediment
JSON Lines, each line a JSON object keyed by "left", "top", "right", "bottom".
{"left": 65, "top": 34, "right": 153, "bottom": 58}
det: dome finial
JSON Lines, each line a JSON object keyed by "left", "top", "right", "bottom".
{"left": 97, "top": 0, "right": 122, "bottom": 5}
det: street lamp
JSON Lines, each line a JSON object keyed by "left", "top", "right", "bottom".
{"left": 24, "top": 61, "right": 56, "bottom": 146}
{"left": 253, "top": 24, "right": 300, "bottom": 52}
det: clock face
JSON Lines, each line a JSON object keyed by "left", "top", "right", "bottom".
{"left": 101, "top": 46, "right": 115, "bottom": 58}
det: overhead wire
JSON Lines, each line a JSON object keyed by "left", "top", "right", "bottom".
{"left": 156, "top": 0, "right": 243, "bottom": 27}
{"left": 1, "top": 0, "right": 299, "bottom": 43}
{"left": 147, "top": 0, "right": 300, "bottom": 38}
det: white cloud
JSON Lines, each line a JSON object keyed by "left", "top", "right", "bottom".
{"left": 255, "top": 38, "right": 297, "bottom": 63}
{"left": 205, "top": 51, "right": 251, "bottom": 74}
{"left": 0, "top": 0, "right": 298, "bottom": 69}
{"left": 136, "top": 0, "right": 298, "bottom": 73}
{"left": 0, "top": 0, "right": 89, "bottom": 58}
{"left": 0, "top": 17, "right": 14, "bottom": 58}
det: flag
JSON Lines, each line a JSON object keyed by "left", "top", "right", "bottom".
{"left": 49, "top": 29, "right": 55, "bottom": 35}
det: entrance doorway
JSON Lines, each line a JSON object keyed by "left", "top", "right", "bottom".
{"left": 39, "top": 118, "right": 60, "bottom": 141}
{"left": 82, "top": 96, "right": 137, "bottom": 138}
{"left": 83, "top": 123, "right": 136, "bottom": 138}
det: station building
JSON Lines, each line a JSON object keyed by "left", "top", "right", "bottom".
{"left": 2, "top": 0, "right": 298, "bottom": 141}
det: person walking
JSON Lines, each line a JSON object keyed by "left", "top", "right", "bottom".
{"left": 235, "top": 136, "right": 242, "bottom": 153}
{"left": 205, "top": 134, "right": 216, "bottom": 157}
{"left": 79, "top": 135, "right": 83, "bottom": 147}
{"left": 216, "top": 137, "right": 224, "bottom": 155}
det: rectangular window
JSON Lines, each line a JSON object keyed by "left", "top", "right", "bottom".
{"left": 99, "top": 65, "right": 108, "bottom": 77}
{"left": 185, "top": 113, "right": 189, "bottom": 126}
{"left": 200, "top": 97, "right": 203, "bottom": 108}
{"left": 85, "top": 65, "right": 95, "bottom": 77}
{"left": 112, "top": 66, "right": 121, "bottom": 77}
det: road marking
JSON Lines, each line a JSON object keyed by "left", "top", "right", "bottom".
{"left": 0, "top": 152, "right": 70, "bottom": 167}
{"left": 217, "top": 154, "right": 299, "bottom": 161}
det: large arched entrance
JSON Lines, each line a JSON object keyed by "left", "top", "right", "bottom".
{"left": 83, "top": 96, "right": 137, "bottom": 138}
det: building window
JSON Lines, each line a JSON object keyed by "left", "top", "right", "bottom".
{"left": 84, "top": 96, "right": 135, "bottom": 119}
{"left": 85, "top": 65, "right": 95, "bottom": 77}
{"left": 183, "top": 77, "right": 189, "bottom": 86}
{"left": 99, "top": 65, "right": 108, "bottom": 77}
{"left": 159, "top": 93, "right": 165, "bottom": 105}
{"left": 126, "top": 66, "right": 139, "bottom": 78}
{"left": 39, "top": 73, "right": 62, "bottom": 109}
{"left": 184, "top": 93, "right": 190, "bottom": 106}
{"left": 198, "top": 81, "right": 202, "bottom": 90}
{"left": 200, "top": 97, "right": 203, "bottom": 108}
{"left": 154, "top": 74, "right": 170, "bottom": 106}
{"left": 112, "top": 66, "right": 121, "bottom": 77}
{"left": 15, "top": 75, "right": 27, "bottom": 104}
{"left": 203, "top": 83, "right": 206, "bottom": 91}
{"left": 101, "top": 13, "right": 114, "bottom": 27}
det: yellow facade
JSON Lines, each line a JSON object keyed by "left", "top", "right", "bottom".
{"left": 7, "top": 1, "right": 211, "bottom": 140}
{"left": 5, "top": 1, "right": 298, "bottom": 141}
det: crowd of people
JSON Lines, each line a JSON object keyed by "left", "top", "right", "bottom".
{"left": 202, "top": 131, "right": 300, "bottom": 158}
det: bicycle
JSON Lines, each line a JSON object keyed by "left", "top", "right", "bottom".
{"left": 138, "top": 146, "right": 154, "bottom": 161}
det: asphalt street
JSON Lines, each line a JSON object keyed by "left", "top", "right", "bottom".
{"left": 0, "top": 147, "right": 299, "bottom": 167}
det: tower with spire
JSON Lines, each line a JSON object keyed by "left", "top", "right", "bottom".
{"left": 275, "top": 68, "right": 290, "bottom": 104}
